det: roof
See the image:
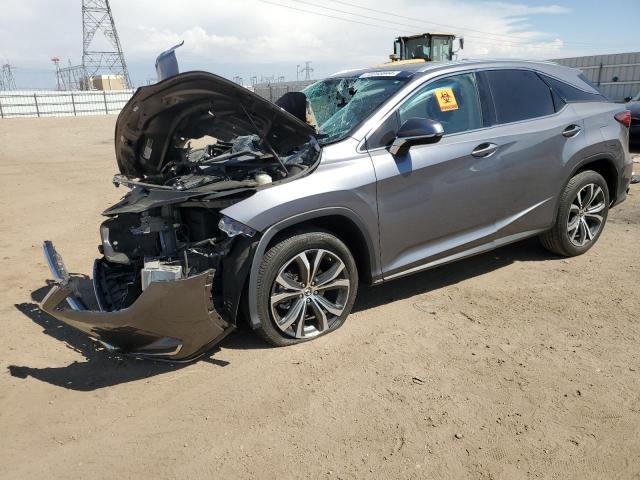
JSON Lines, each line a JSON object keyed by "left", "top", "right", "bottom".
{"left": 326, "top": 59, "right": 597, "bottom": 94}
{"left": 330, "top": 59, "right": 562, "bottom": 77}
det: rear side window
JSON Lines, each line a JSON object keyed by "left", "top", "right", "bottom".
{"left": 578, "top": 74, "right": 608, "bottom": 98}
{"left": 485, "top": 69, "right": 555, "bottom": 124}
{"left": 539, "top": 73, "right": 607, "bottom": 102}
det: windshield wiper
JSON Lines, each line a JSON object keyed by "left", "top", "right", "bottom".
{"left": 198, "top": 149, "right": 262, "bottom": 165}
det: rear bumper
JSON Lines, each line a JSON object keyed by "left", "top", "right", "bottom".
{"left": 40, "top": 241, "right": 232, "bottom": 362}
{"left": 611, "top": 143, "right": 635, "bottom": 207}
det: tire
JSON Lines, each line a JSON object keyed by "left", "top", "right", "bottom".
{"left": 540, "top": 170, "right": 609, "bottom": 257}
{"left": 254, "top": 230, "right": 358, "bottom": 346}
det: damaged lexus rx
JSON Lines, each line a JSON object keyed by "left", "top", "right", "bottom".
{"left": 41, "top": 58, "right": 633, "bottom": 361}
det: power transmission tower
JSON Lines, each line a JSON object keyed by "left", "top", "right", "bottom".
{"left": 0, "top": 64, "right": 17, "bottom": 91}
{"left": 52, "top": 58, "right": 85, "bottom": 90}
{"left": 82, "top": 0, "right": 132, "bottom": 88}
{"left": 301, "top": 61, "right": 314, "bottom": 80}
{"left": 51, "top": 57, "right": 63, "bottom": 90}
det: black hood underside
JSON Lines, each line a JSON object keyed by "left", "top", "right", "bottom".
{"left": 115, "top": 71, "right": 316, "bottom": 178}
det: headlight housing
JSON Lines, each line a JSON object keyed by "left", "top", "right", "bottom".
{"left": 218, "top": 216, "right": 256, "bottom": 238}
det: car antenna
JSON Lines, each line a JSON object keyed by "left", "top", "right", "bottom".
{"left": 239, "top": 103, "right": 288, "bottom": 177}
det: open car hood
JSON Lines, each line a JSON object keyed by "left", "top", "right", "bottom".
{"left": 115, "top": 71, "right": 316, "bottom": 178}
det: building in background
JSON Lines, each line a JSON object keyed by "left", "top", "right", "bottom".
{"left": 552, "top": 52, "right": 640, "bottom": 101}
{"left": 87, "top": 74, "right": 127, "bottom": 90}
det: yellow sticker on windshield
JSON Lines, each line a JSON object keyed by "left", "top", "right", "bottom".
{"left": 435, "top": 87, "right": 459, "bottom": 111}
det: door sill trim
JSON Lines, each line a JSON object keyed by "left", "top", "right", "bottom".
{"left": 383, "top": 228, "right": 546, "bottom": 282}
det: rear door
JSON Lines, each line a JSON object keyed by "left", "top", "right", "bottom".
{"left": 476, "top": 69, "right": 587, "bottom": 238}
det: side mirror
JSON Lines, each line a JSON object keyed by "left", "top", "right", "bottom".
{"left": 389, "top": 118, "right": 444, "bottom": 155}
{"left": 624, "top": 96, "right": 632, "bottom": 103}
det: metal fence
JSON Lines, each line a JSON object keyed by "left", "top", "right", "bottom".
{"left": 0, "top": 80, "right": 317, "bottom": 119}
{"left": 0, "top": 89, "right": 135, "bottom": 118}
{"left": 251, "top": 80, "right": 316, "bottom": 102}
{"left": 551, "top": 52, "right": 640, "bottom": 101}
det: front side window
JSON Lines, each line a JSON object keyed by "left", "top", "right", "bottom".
{"left": 484, "top": 69, "right": 555, "bottom": 124}
{"left": 398, "top": 73, "right": 482, "bottom": 135}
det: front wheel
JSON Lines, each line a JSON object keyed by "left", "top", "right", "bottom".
{"left": 254, "top": 231, "right": 358, "bottom": 346}
{"left": 540, "top": 170, "right": 609, "bottom": 257}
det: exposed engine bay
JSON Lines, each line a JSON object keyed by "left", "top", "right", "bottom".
{"left": 96, "top": 204, "right": 232, "bottom": 313}
{"left": 114, "top": 132, "right": 320, "bottom": 193}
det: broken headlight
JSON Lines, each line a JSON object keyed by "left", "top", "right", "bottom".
{"left": 218, "top": 216, "right": 256, "bottom": 238}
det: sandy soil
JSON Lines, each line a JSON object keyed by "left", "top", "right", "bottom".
{"left": 1, "top": 116, "right": 639, "bottom": 479}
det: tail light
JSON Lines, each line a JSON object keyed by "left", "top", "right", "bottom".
{"left": 614, "top": 110, "right": 631, "bottom": 128}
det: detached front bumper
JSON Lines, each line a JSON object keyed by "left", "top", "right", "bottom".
{"left": 40, "top": 241, "right": 233, "bottom": 361}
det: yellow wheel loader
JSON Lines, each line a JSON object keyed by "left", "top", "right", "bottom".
{"left": 389, "top": 33, "right": 463, "bottom": 65}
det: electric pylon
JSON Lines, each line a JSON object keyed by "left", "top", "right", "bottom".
{"left": 82, "top": 0, "right": 132, "bottom": 88}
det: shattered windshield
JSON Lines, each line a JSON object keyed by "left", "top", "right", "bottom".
{"left": 303, "top": 75, "right": 409, "bottom": 144}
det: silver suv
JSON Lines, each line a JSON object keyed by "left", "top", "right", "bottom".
{"left": 41, "top": 59, "right": 633, "bottom": 361}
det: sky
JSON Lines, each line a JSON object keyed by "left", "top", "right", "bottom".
{"left": 1, "top": 0, "right": 639, "bottom": 89}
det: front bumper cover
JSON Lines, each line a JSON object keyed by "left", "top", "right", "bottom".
{"left": 40, "top": 241, "right": 233, "bottom": 362}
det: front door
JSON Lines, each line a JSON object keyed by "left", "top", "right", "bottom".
{"left": 367, "top": 72, "right": 505, "bottom": 278}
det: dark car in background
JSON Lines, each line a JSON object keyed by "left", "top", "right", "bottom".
{"left": 626, "top": 91, "right": 640, "bottom": 148}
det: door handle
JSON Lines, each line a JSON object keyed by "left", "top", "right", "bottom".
{"left": 562, "top": 124, "right": 582, "bottom": 137}
{"left": 471, "top": 143, "right": 498, "bottom": 158}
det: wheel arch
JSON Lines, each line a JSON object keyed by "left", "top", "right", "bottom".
{"left": 554, "top": 153, "right": 619, "bottom": 222}
{"left": 246, "top": 207, "right": 381, "bottom": 329}
{"left": 573, "top": 156, "right": 619, "bottom": 205}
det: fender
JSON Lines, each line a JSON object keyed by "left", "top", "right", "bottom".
{"left": 246, "top": 207, "right": 381, "bottom": 329}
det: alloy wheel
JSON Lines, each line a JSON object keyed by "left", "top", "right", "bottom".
{"left": 270, "top": 249, "right": 350, "bottom": 338}
{"left": 567, "top": 183, "right": 606, "bottom": 247}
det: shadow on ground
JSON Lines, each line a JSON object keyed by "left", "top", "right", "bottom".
{"left": 9, "top": 281, "right": 237, "bottom": 391}
{"left": 353, "top": 237, "right": 558, "bottom": 313}
{"left": 9, "top": 237, "right": 559, "bottom": 391}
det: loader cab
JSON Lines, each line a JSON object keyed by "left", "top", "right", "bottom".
{"left": 391, "top": 33, "right": 461, "bottom": 63}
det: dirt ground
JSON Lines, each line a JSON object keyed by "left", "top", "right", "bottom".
{"left": 0, "top": 116, "right": 639, "bottom": 479}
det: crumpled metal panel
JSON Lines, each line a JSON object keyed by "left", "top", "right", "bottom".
{"left": 41, "top": 242, "right": 232, "bottom": 361}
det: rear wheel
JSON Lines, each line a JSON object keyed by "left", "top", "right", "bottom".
{"left": 540, "top": 170, "right": 609, "bottom": 256}
{"left": 254, "top": 231, "right": 358, "bottom": 346}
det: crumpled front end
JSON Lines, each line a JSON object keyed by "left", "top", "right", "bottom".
{"left": 37, "top": 66, "right": 321, "bottom": 362}
{"left": 41, "top": 241, "right": 233, "bottom": 362}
